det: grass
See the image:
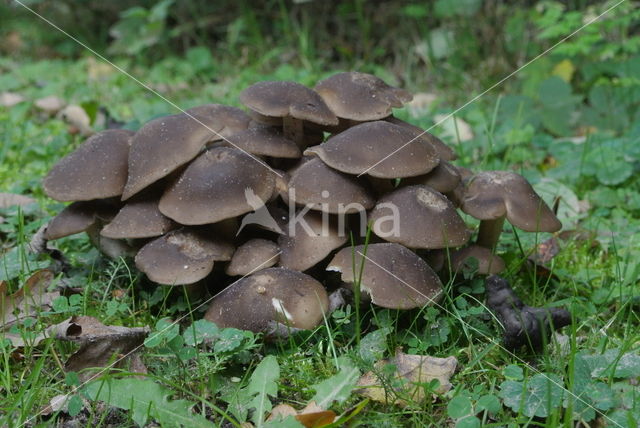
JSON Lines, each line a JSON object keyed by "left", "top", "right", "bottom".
{"left": 2, "top": 8, "right": 640, "bottom": 426}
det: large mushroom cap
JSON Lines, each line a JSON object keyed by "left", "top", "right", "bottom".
{"left": 185, "top": 104, "right": 251, "bottom": 140}
{"left": 226, "top": 238, "right": 280, "bottom": 276}
{"left": 239, "top": 81, "right": 338, "bottom": 126}
{"left": 384, "top": 116, "right": 457, "bottom": 161}
{"left": 400, "top": 161, "right": 461, "bottom": 193}
{"left": 460, "top": 171, "right": 562, "bottom": 232}
{"left": 304, "top": 121, "right": 439, "bottom": 179}
{"left": 204, "top": 267, "right": 329, "bottom": 332}
{"left": 100, "top": 192, "right": 175, "bottom": 239}
{"left": 122, "top": 113, "right": 218, "bottom": 200}
{"left": 369, "top": 185, "right": 470, "bottom": 249}
{"left": 314, "top": 72, "right": 412, "bottom": 121}
{"left": 44, "top": 200, "right": 119, "bottom": 240}
{"left": 327, "top": 243, "right": 442, "bottom": 309}
{"left": 286, "top": 157, "right": 375, "bottom": 214}
{"left": 43, "top": 129, "right": 133, "bottom": 201}
{"left": 135, "top": 228, "right": 234, "bottom": 285}
{"left": 159, "top": 147, "right": 275, "bottom": 225}
{"left": 223, "top": 126, "right": 301, "bottom": 159}
{"left": 278, "top": 210, "right": 347, "bottom": 271}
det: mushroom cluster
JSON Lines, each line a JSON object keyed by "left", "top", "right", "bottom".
{"left": 41, "top": 72, "right": 561, "bottom": 335}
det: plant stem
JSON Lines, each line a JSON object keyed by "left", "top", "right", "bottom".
{"left": 476, "top": 216, "right": 505, "bottom": 249}
{"left": 282, "top": 116, "right": 305, "bottom": 148}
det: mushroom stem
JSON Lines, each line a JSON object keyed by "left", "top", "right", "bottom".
{"left": 283, "top": 116, "right": 305, "bottom": 148}
{"left": 476, "top": 216, "right": 506, "bottom": 249}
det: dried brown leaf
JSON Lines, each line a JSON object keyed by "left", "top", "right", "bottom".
{"left": 1, "top": 269, "right": 59, "bottom": 330}
{"left": 267, "top": 401, "right": 336, "bottom": 427}
{"left": 57, "top": 315, "right": 149, "bottom": 381}
{"left": 356, "top": 349, "right": 457, "bottom": 406}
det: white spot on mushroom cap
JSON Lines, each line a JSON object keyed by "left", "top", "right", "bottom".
{"left": 272, "top": 298, "right": 293, "bottom": 321}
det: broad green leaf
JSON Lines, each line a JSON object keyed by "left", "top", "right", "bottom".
{"left": 448, "top": 395, "right": 473, "bottom": 419}
{"left": 358, "top": 328, "right": 390, "bottom": 365}
{"left": 311, "top": 357, "right": 360, "bottom": 409}
{"left": 476, "top": 394, "right": 501, "bottom": 414}
{"left": 455, "top": 416, "right": 481, "bottom": 428}
{"left": 248, "top": 355, "right": 280, "bottom": 427}
{"left": 84, "top": 378, "right": 214, "bottom": 427}
{"left": 503, "top": 365, "right": 524, "bottom": 381}
{"left": 499, "top": 374, "right": 564, "bottom": 418}
{"left": 184, "top": 319, "right": 219, "bottom": 346}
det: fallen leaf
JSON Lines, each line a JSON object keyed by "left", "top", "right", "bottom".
{"left": 356, "top": 349, "right": 457, "bottom": 406}
{"left": 268, "top": 401, "right": 336, "bottom": 427}
{"left": 58, "top": 105, "right": 92, "bottom": 136}
{"left": 433, "top": 114, "right": 473, "bottom": 142}
{"left": 0, "top": 91, "right": 25, "bottom": 107}
{"left": 0, "top": 193, "right": 36, "bottom": 209}
{"left": 35, "top": 95, "right": 66, "bottom": 115}
{"left": 57, "top": 315, "right": 149, "bottom": 381}
{"left": 1, "top": 269, "right": 59, "bottom": 330}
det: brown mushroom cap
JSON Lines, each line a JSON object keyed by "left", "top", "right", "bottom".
{"left": 185, "top": 104, "right": 251, "bottom": 140}
{"left": 44, "top": 200, "right": 119, "bottom": 240}
{"left": 204, "top": 267, "right": 329, "bottom": 332}
{"left": 43, "top": 129, "right": 133, "bottom": 202}
{"left": 385, "top": 116, "right": 457, "bottom": 161}
{"left": 460, "top": 171, "right": 562, "bottom": 232}
{"left": 122, "top": 113, "right": 218, "bottom": 200}
{"left": 226, "top": 239, "right": 280, "bottom": 276}
{"left": 327, "top": 243, "right": 442, "bottom": 309}
{"left": 314, "top": 72, "right": 412, "bottom": 121}
{"left": 159, "top": 147, "right": 275, "bottom": 225}
{"left": 223, "top": 126, "right": 301, "bottom": 159}
{"left": 304, "top": 121, "right": 439, "bottom": 179}
{"left": 100, "top": 193, "right": 175, "bottom": 239}
{"left": 400, "top": 161, "right": 461, "bottom": 193}
{"left": 278, "top": 210, "right": 347, "bottom": 271}
{"left": 449, "top": 245, "right": 506, "bottom": 275}
{"left": 240, "top": 81, "right": 338, "bottom": 126}
{"left": 286, "top": 157, "right": 375, "bottom": 214}
{"left": 135, "top": 228, "right": 234, "bottom": 285}
{"left": 369, "top": 185, "right": 470, "bottom": 249}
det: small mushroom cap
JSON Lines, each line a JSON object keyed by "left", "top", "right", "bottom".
{"left": 327, "top": 243, "right": 442, "bottom": 309}
{"left": 135, "top": 228, "right": 234, "bottom": 285}
{"left": 223, "top": 126, "right": 301, "bottom": 159}
{"left": 159, "top": 147, "right": 275, "bottom": 225}
{"left": 122, "top": 113, "right": 218, "bottom": 200}
{"left": 460, "top": 171, "right": 562, "bottom": 232}
{"left": 185, "top": 104, "right": 251, "bottom": 141}
{"left": 100, "top": 193, "right": 175, "bottom": 239}
{"left": 44, "top": 129, "right": 133, "bottom": 201}
{"left": 204, "top": 267, "right": 329, "bottom": 332}
{"left": 449, "top": 245, "right": 506, "bottom": 275}
{"left": 287, "top": 157, "right": 375, "bottom": 214}
{"left": 35, "top": 95, "right": 66, "bottom": 114}
{"left": 400, "top": 161, "right": 461, "bottom": 193}
{"left": 226, "top": 239, "right": 280, "bottom": 276}
{"left": 278, "top": 210, "right": 347, "bottom": 271}
{"left": 240, "top": 81, "right": 338, "bottom": 126}
{"left": 304, "top": 121, "right": 439, "bottom": 179}
{"left": 314, "top": 72, "right": 412, "bottom": 121}
{"left": 44, "top": 200, "right": 119, "bottom": 240}
{"left": 369, "top": 185, "right": 470, "bottom": 249}
{"left": 384, "top": 116, "right": 457, "bottom": 161}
